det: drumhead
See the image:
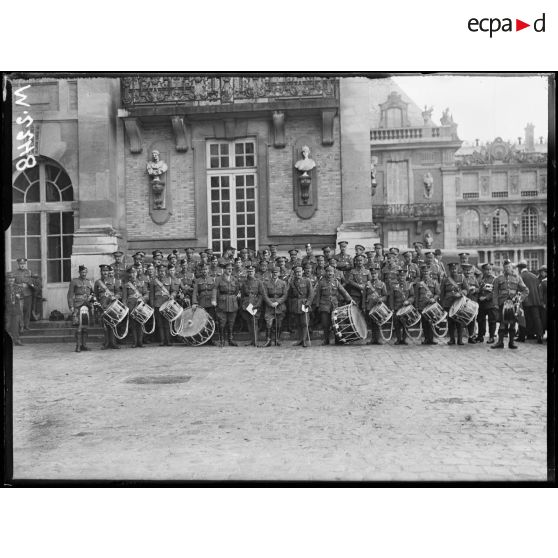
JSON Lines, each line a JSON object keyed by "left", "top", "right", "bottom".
{"left": 347, "top": 304, "right": 368, "bottom": 339}
{"left": 179, "top": 307, "right": 210, "bottom": 337}
{"left": 448, "top": 296, "right": 465, "bottom": 318}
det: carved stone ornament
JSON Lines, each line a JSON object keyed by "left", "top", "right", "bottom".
{"left": 171, "top": 116, "right": 190, "bottom": 152}
{"left": 322, "top": 109, "right": 336, "bottom": 146}
{"left": 123, "top": 117, "right": 143, "bottom": 154}
{"left": 423, "top": 230, "right": 434, "bottom": 248}
{"left": 423, "top": 172, "right": 434, "bottom": 199}
{"left": 146, "top": 149, "right": 172, "bottom": 224}
{"left": 293, "top": 140, "right": 318, "bottom": 219}
{"left": 481, "top": 176, "right": 490, "bottom": 197}
{"left": 370, "top": 157, "right": 378, "bottom": 197}
{"left": 272, "top": 111, "right": 286, "bottom": 148}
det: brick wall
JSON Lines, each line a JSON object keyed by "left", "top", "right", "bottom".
{"left": 125, "top": 123, "right": 196, "bottom": 240}
{"left": 267, "top": 115, "right": 342, "bottom": 236}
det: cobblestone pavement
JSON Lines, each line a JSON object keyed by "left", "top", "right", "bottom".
{"left": 11, "top": 339, "right": 547, "bottom": 481}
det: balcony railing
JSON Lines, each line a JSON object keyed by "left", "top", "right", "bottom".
{"left": 372, "top": 203, "right": 443, "bottom": 219}
{"left": 457, "top": 235, "right": 547, "bottom": 246}
{"left": 121, "top": 76, "right": 338, "bottom": 106}
{"left": 370, "top": 124, "right": 458, "bottom": 143}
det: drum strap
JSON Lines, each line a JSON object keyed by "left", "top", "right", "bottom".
{"left": 97, "top": 279, "right": 114, "bottom": 299}
{"left": 154, "top": 278, "right": 171, "bottom": 298}
{"left": 127, "top": 281, "right": 143, "bottom": 299}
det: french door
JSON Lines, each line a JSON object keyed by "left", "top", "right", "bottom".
{"left": 207, "top": 139, "right": 258, "bottom": 254}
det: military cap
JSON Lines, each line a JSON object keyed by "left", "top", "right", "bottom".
{"left": 539, "top": 265, "right": 547, "bottom": 272}
{"left": 423, "top": 251, "right": 433, "bottom": 256}
{"left": 16, "top": 257, "right": 28, "bottom": 263}
{"left": 338, "top": 241, "right": 348, "bottom": 247}
{"left": 324, "top": 264, "right": 334, "bottom": 271}
{"left": 413, "top": 241, "right": 423, "bottom": 248}
{"left": 270, "top": 266, "right": 280, "bottom": 272}
{"left": 374, "top": 243, "right": 383, "bottom": 248}
{"left": 152, "top": 250, "right": 163, "bottom": 258}
{"left": 126, "top": 266, "right": 137, "bottom": 274}
{"left": 167, "top": 264, "right": 176, "bottom": 270}
{"left": 397, "top": 267, "right": 406, "bottom": 274}
{"left": 370, "top": 266, "right": 379, "bottom": 273}
{"left": 448, "top": 262, "right": 459, "bottom": 270}
{"left": 185, "top": 247, "right": 194, "bottom": 253}
{"left": 78, "top": 264, "right": 87, "bottom": 272}
{"left": 268, "top": 244, "right": 278, "bottom": 249}
{"left": 305, "top": 243, "right": 312, "bottom": 249}
{"left": 167, "top": 253, "right": 177, "bottom": 261}
{"left": 239, "top": 247, "right": 249, "bottom": 254}
{"left": 458, "top": 252, "right": 470, "bottom": 257}
{"left": 133, "top": 251, "right": 145, "bottom": 258}
{"left": 461, "top": 263, "right": 472, "bottom": 269}
{"left": 223, "top": 245, "right": 236, "bottom": 252}
{"left": 155, "top": 263, "right": 167, "bottom": 270}
{"left": 289, "top": 249, "right": 299, "bottom": 256}
{"left": 275, "top": 256, "right": 286, "bottom": 262}
{"left": 99, "top": 264, "right": 112, "bottom": 272}
{"left": 113, "top": 250, "right": 124, "bottom": 257}
{"left": 517, "top": 259, "right": 528, "bottom": 268}
{"left": 503, "top": 259, "right": 512, "bottom": 265}
{"left": 145, "top": 263, "right": 155, "bottom": 269}
{"left": 245, "top": 265, "right": 255, "bottom": 271}
{"left": 322, "top": 246, "right": 333, "bottom": 251}
{"left": 355, "top": 244, "right": 365, "bottom": 252}
{"left": 223, "top": 261, "right": 234, "bottom": 269}
{"left": 419, "top": 263, "right": 428, "bottom": 270}
{"left": 481, "top": 262, "right": 492, "bottom": 270}
{"left": 389, "top": 247, "right": 400, "bottom": 254}
{"left": 365, "top": 250, "right": 374, "bottom": 256}
{"left": 402, "top": 250, "right": 413, "bottom": 257}
{"left": 6, "top": 271, "right": 15, "bottom": 278}
{"left": 302, "top": 261, "right": 312, "bottom": 268}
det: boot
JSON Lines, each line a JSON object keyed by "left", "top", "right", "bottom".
{"left": 274, "top": 324, "right": 282, "bottom": 346}
{"left": 508, "top": 336, "right": 518, "bottom": 349}
{"left": 293, "top": 326, "right": 303, "bottom": 346}
{"left": 457, "top": 327, "right": 464, "bottom": 345}
{"left": 322, "top": 330, "right": 330, "bottom": 345}
{"left": 81, "top": 330, "right": 90, "bottom": 351}
{"left": 261, "top": 327, "right": 272, "bottom": 348}
{"left": 491, "top": 333, "right": 505, "bottom": 349}
{"left": 218, "top": 326, "right": 226, "bottom": 347}
{"left": 101, "top": 328, "right": 110, "bottom": 349}
{"left": 227, "top": 326, "right": 238, "bottom": 347}
{"left": 75, "top": 330, "right": 81, "bottom": 353}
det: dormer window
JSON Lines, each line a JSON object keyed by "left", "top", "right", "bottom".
{"left": 379, "top": 92, "right": 410, "bottom": 128}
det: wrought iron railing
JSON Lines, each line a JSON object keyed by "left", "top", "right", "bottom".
{"left": 372, "top": 203, "right": 443, "bottom": 218}
{"left": 121, "top": 76, "right": 338, "bottom": 106}
{"left": 457, "top": 235, "right": 547, "bottom": 246}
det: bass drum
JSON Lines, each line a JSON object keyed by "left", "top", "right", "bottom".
{"left": 175, "top": 307, "right": 216, "bottom": 346}
{"left": 449, "top": 297, "right": 479, "bottom": 326}
{"left": 332, "top": 302, "right": 368, "bottom": 344}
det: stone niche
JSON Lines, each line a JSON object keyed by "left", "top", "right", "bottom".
{"left": 292, "top": 136, "right": 319, "bottom": 219}
{"left": 146, "top": 143, "right": 172, "bottom": 225}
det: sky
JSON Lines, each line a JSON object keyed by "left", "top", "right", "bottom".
{"left": 392, "top": 74, "right": 550, "bottom": 145}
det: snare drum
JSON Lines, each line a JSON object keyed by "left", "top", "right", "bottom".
{"left": 368, "top": 301, "right": 393, "bottom": 326}
{"left": 448, "top": 297, "right": 479, "bottom": 326}
{"left": 422, "top": 301, "right": 447, "bottom": 325}
{"left": 130, "top": 300, "right": 154, "bottom": 325}
{"left": 102, "top": 299, "right": 128, "bottom": 326}
{"left": 395, "top": 304, "right": 421, "bottom": 328}
{"left": 332, "top": 302, "right": 368, "bottom": 344}
{"left": 175, "top": 307, "right": 216, "bottom": 346}
{"left": 159, "top": 299, "right": 183, "bottom": 323}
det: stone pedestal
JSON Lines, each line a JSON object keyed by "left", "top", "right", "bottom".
{"left": 336, "top": 78, "right": 380, "bottom": 250}
{"left": 71, "top": 226, "right": 122, "bottom": 282}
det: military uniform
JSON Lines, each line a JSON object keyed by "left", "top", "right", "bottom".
{"left": 388, "top": 275, "right": 414, "bottom": 345}
{"left": 94, "top": 269, "right": 121, "bottom": 349}
{"left": 476, "top": 270, "right": 498, "bottom": 342}
{"left": 239, "top": 273, "right": 265, "bottom": 345}
{"left": 287, "top": 275, "right": 314, "bottom": 347}
{"left": 208, "top": 264, "right": 224, "bottom": 279}
{"left": 463, "top": 270, "right": 481, "bottom": 342}
{"left": 13, "top": 264, "right": 33, "bottom": 331}
{"left": 5, "top": 276, "right": 23, "bottom": 345}
{"left": 364, "top": 277, "right": 388, "bottom": 344}
{"left": 313, "top": 275, "right": 352, "bottom": 345}
{"left": 150, "top": 275, "right": 175, "bottom": 346}
{"left": 177, "top": 271, "right": 196, "bottom": 308}
{"left": 212, "top": 273, "right": 241, "bottom": 346}
{"left": 67, "top": 272, "right": 95, "bottom": 351}
{"left": 412, "top": 276, "right": 440, "bottom": 345}
{"left": 123, "top": 275, "right": 149, "bottom": 348}
{"left": 345, "top": 266, "right": 371, "bottom": 311}
{"left": 492, "top": 269, "right": 528, "bottom": 349}
{"left": 192, "top": 274, "right": 218, "bottom": 344}
{"left": 333, "top": 251, "right": 352, "bottom": 276}
{"left": 262, "top": 275, "right": 289, "bottom": 346}
{"left": 440, "top": 271, "right": 467, "bottom": 345}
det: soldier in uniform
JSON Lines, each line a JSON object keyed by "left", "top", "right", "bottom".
{"left": 176, "top": 261, "right": 196, "bottom": 308}
{"left": 287, "top": 266, "right": 314, "bottom": 347}
{"left": 95, "top": 264, "right": 121, "bottom": 350}
{"left": 183, "top": 248, "right": 198, "bottom": 274}
{"left": 232, "top": 257, "right": 247, "bottom": 281}
{"left": 150, "top": 264, "right": 175, "bottom": 347}
{"left": 5, "top": 272, "right": 23, "bottom": 346}
{"left": 412, "top": 241, "right": 424, "bottom": 264}
{"left": 29, "top": 272, "right": 44, "bottom": 321}
{"left": 459, "top": 252, "right": 481, "bottom": 278}
{"left": 364, "top": 266, "right": 388, "bottom": 345}
{"left": 167, "top": 263, "right": 182, "bottom": 297}
{"left": 276, "top": 256, "right": 292, "bottom": 284}
{"left": 122, "top": 266, "right": 149, "bottom": 348}
{"left": 209, "top": 255, "right": 224, "bottom": 279}
{"left": 195, "top": 251, "right": 210, "bottom": 277}
{"left": 372, "top": 243, "right": 385, "bottom": 269}
{"left": 322, "top": 246, "right": 334, "bottom": 263}
{"left": 218, "top": 245, "right": 236, "bottom": 268}
{"left": 132, "top": 251, "right": 146, "bottom": 280}
{"left": 354, "top": 244, "right": 366, "bottom": 260}
{"left": 314, "top": 255, "right": 327, "bottom": 280}
{"left": 327, "top": 257, "right": 346, "bottom": 284}
{"left": 381, "top": 251, "right": 400, "bottom": 286}
{"left": 112, "top": 251, "right": 127, "bottom": 292}
{"left": 538, "top": 265, "right": 547, "bottom": 339}
{"left": 314, "top": 265, "right": 353, "bottom": 345}
{"left": 334, "top": 241, "right": 352, "bottom": 276}
{"left": 13, "top": 257, "right": 33, "bottom": 331}
{"left": 424, "top": 251, "right": 443, "bottom": 284}
{"left": 516, "top": 260, "right": 544, "bottom": 344}
{"left": 475, "top": 262, "right": 498, "bottom": 344}
{"left": 239, "top": 248, "right": 251, "bottom": 268}
{"left": 412, "top": 264, "right": 440, "bottom": 345}
{"left": 345, "top": 254, "right": 371, "bottom": 312}
{"left": 256, "top": 259, "right": 272, "bottom": 283}
{"left": 462, "top": 263, "right": 480, "bottom": 343}
{"left": 388, "top": 268, "right": 415, "bottom": 345}
{"left": 286, "top": 249, "right": 302, "bottom": 271}
{"left": 259, "top": 248, "right": 272, "bottom": 266}
{"left": 401, "top": 251, "right": 420, "bottom": 282}
{"left": 491, "top": 259, "right": 529, "bottom": 350}
{"left": 167, "top": 250, "right": 179, "bottom": 269}
{"left": 212, "top": 262, "right": 241, "bottom": 347}
{"left": 301, "top": 243, "right": 317, "bottom": 271}
{"left": 152, "top": 250, "right": 164, "bottom": 267}
{"left": 268, "top": 244, "right": 279, "bottom": 262}
{"left": 440, "top": 262, "right": 468, "bottom": 345}
{"left": 239, "top": 265, "right": 265, "bottom": 346}
{"left": 191, "top": 264, "right": 218, "bottom": 346}
{"left": 67, "top": 264, "right": 95, "bottom": 352}
{"left": 262, "top": 265, "right": 289, "bottom": 347}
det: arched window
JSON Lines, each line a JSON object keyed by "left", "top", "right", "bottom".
{"left": 521, "top": 207, "right": 538, "bottom": 240}
{"left": 11, "top": 160, "right": 75, "bottom": 283}
{"left": 386, "top": 107, "right": 403, "bottom": 128}
{"left": 460, "top": 209, "right": 480, "bottom": 240}
{"left": 491, "top": 208, "right": 509, "bottom": 242}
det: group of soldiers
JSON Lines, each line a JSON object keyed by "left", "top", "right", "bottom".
{"left": 59, "top": 240, "right": 545, "bottom": 352}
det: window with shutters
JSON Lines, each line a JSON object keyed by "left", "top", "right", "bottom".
{"left": 386, "top": 161, "right": 409, "bottom": 205}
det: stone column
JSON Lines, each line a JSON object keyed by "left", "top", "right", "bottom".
{"left": 71, "top": 78, "right": 124, "bottom": 278}
{"left": 442, "top": 170, "right": 457, "bottom": 250}
{"left": 336, "top": 77, "right": 379, "bottom": 251}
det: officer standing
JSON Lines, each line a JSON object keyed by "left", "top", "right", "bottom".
{"left": 150, "top": 264, "right": 175, "bottom": 347}
{"left": 476, "top": 263, "right": 498, "bottom": 344}
{"left": 412, "top": 265, "right": 440, "bottom": 345}
{"left": 491, "top": 259, "right": 529, "bottom": 350}
{"left": 5, "top": 272, "right": 23, "bottom": 346}
{"left": 388, "top": 268, "right": 415, "bottom": 345}
{"left": 67, "top": 264, "right": 95, "bottom": 352}
{"left": 95, "top": 264, "right": 121, "bottom": 350}
{"left": 287, "top": 265, "right": 314, "bottom": 347}
{"left": 334, "top": 241, "right": 352, "bottom": 276}
{"left": 262, "top": 265, "right": 289, "bottom": 347}
{"left": 123, "top": 266, "right": 149, "bottom": 348}
{"left": 401, "top": 251, "right": 419, "bottom": 282}
{"left": 192, "top": 264, "right": 218, "bottom": 345}
{"left": 212, "top": 262, "right": 241, "bottom": 347}
{"left": 462, "top": 263, "right": 480, "bottom": 343}
{"left": 440, "top": 262, "right": 467, "bottom": 346}
{"left": 240, "top": 265, "right": 265, "bottom": 346}
{"left": 345, "top": 254, "right": 371, "bottom": 312}
{"left": 13, "top": 257, "right": 33, "bottom": 331}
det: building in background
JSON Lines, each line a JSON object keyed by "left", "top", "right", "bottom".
{"left": 454, "top": 124, "right": 547, "bottom": 270}
{"left": 8, "top": 76, "right": 549, "bottom": 315}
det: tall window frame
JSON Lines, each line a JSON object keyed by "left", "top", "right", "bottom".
{"left": 521, "top": 207, "right": 538, "bottom": 240}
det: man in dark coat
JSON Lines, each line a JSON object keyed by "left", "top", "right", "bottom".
{"left": 516, "top": 260, "right": 544, "bottom": 343}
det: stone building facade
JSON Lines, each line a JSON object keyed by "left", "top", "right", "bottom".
{"left": 454, "top": 125, "right": 547, "bottom": 270}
